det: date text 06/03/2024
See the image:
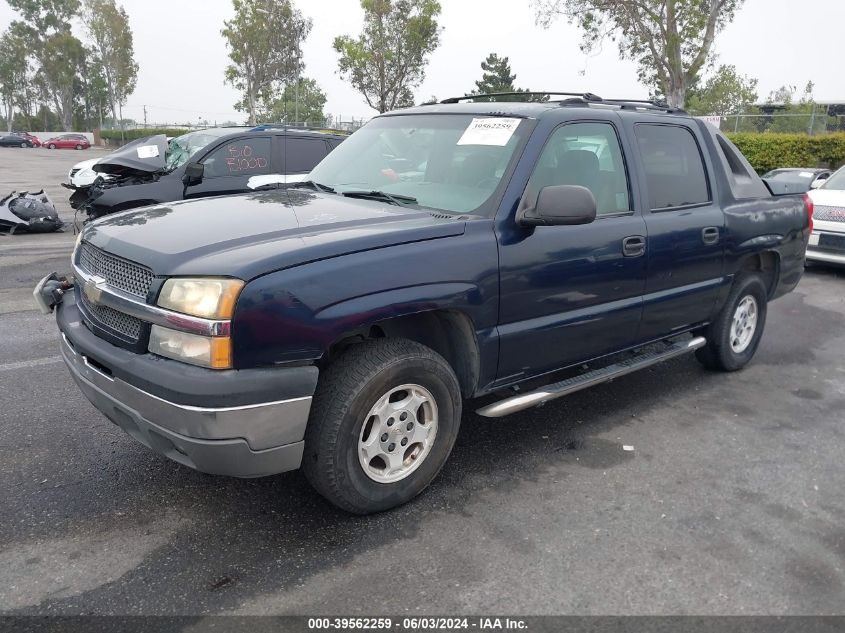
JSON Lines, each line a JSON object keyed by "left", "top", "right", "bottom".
{"left": 306, "top": 617, "right": 528, "bottom": 630}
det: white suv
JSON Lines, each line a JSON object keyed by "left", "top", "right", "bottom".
{"left": 807, "top": 165, "right": 845, "bottom": 265}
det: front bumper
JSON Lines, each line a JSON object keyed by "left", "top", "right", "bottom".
{"left": 56, "top": 294, "right": 319, "bottom": 478}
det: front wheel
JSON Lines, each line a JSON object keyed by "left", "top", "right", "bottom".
{"left": 695, "top": 274, "right": 768, "bottom": 371}
{"left": 303, "top": 338, "right": 462, "bottom": 514}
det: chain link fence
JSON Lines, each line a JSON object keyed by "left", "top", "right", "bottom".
{"left": 708, "top": 111, "right": 845, "bottom": 135}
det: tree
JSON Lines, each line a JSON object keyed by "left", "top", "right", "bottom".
{"left": 5, "top": 0, "right": 80, "bottom": 32}
{"left": 258, "top": 77, "right": 327, "bottom": 124}
{"left": 534, "top": 0, "right": 744, "bottom": 109}
{"left": 334, "top": 0, "right": 442, "bottom": 113}
{"left": 222, "top": 0, "right": 312, "bottom": 125}
{"left": 685, "top": 64, "right": 757, "bottom": 116}
{"left": 0, "top": 29, "right": 30, "bottom": 132}
{"left": 6, "top": 0, "right": 83, "bottom": 131}
{"left": 471, "top": 53, "right": 537, "bottom": 101}
{"left": 40, "top": 32, "right": 86, "bottom": 130}
{"left": 83, "top": 0, "right": 138, "bottom": 131}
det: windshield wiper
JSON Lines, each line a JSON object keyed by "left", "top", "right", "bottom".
{"left": 292, "top": 180, "right": 336, "bottom": 194}
{"left": 341, "top": 190, "right": 418, "bottom": 206}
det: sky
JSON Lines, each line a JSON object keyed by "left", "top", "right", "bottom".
{"left": 2, "top": 0, "right": 844, "bottom": 126}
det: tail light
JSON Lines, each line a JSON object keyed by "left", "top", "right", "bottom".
{"left": 803, "top": 193, "right": 814, "bottom": 234}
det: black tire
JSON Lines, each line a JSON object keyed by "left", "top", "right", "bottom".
{"left": 695, "top": 274, "right": 768, "bottom": 372}
{"left": 303, "top": 338, "right": 462, "bottom": 514}
{"left": 20, "top": 142, "right": 27, "bottom": 148}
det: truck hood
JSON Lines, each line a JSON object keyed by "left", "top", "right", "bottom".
{"left": 82, "top": 189, "right": 467, "bottom": 279}
{"left": 93, "top": 134, "right": 168, "bottom": 176}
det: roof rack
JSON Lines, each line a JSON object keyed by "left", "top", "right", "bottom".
{"left": 594, "top": 98, "right": 686, "bottom": 114}
{"left": 439, "top": 92, "right": 603, "bottom": 104}
{"left": 436, "top": 91, "right": 686, "bottom": 114}
{"left": 249, "top": 124, "right": 345, "bottom": 134}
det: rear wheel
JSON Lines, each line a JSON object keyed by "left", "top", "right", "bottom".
{"left": 303, "top": 338, "right": 462, "bottom": 514}
{"left": 75, "top": 144, "right": 83, "bottom": 150}
{"left": 20, "top": 142, "right": 27, "bottom": 148}
{"left": 695, "top": 274, "right": 768, "bottom": 371}
{"left": 48, "top": 143, "right": 56, "bottom": 149}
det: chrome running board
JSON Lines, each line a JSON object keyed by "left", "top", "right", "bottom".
{"left": 476, "top": 336, "right": 706, "bottom": 418}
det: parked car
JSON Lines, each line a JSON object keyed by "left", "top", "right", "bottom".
{"left": 761, "top": 167, "right": 831, "bottom": 193}
{"left": 66, "top": 157, "right": 107, "bottom": 189}
{"left": 806, "top": 165, "right": 845, "bottom": 265}
{"left": 37, "top": 93, "right": 810, "bottom": 514}
{"left": 69, "top": 127, "right": 347, "bottom": 220}
{"left": 43, "top": 134, "right": 90, "bottom": 150}
{"left": 12, "top": 131, "right": 41, "bottom": 147}
{"left": 0, "top": 134, "right": 36, "bottom": 148}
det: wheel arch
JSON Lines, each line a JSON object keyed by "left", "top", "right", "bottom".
{"left": 737, "top": 250, "right": 780, "bottom": 299}
{"left": 324, "top": 309, "right": 481, "bottom": 399}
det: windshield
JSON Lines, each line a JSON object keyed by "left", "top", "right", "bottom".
{"left": 308, "top": 114, "right": 530, "bottom": 215}
{"left": 166, "top": 129, "right": 243, "bottom": 172}
{"left": 822, "top": 166, "right": 845, "bottom": 190}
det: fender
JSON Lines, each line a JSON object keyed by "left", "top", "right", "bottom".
{"left": 231, "top": 223, "right": 500, "bottom": 369}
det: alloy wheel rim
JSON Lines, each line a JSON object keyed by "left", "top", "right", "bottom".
{"left": 357, "top": 383, "right": 438, "bottom": 484}
{"left": 730, "top": 295, "right": 758, "bottom": 353}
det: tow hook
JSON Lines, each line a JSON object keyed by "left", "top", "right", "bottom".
{"left": 33, "top": 272, "right": 74, "bottom": 315}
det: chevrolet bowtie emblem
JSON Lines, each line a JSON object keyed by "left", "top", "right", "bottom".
{"left": 83, "top": 275, "right": 106, "bottom": 305}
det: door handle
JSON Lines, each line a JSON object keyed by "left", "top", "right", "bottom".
{"left": 622, "top": 235, "right": 646, "bottom": 257}
{"left": 702, "top": 226, "right": 720, "bottom": 245}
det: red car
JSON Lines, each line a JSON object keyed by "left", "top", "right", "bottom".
{"left": 43, "top": 134, "right": 90, "bottom": 150}
{"left": 12, "top": 132, "right": 41, "bottom": 147}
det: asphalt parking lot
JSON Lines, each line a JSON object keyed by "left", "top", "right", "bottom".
{"left": 1, "top": 147, "right": 845, "bottom": 616}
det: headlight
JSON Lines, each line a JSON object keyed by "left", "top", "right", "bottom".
{"left": 149, "top": 325, "right": 232, "bottom": 369}
{"left": 157, "top": 277, "right": 244, "bottom": 319}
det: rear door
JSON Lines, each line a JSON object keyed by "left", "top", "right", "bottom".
{"left": 184, "top": 135, "right": 273, "bottom": 199}
{"left": 630, "top": 120, "right": 726, "bottom": 341}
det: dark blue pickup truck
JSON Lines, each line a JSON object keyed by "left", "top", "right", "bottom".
{"left": 37, "top": 93, "right": 811, "bottom": 513}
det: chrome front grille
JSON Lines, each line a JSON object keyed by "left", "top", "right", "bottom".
{"left": 79, "top": 290, "right": 144, "bottom": 341}
{"left": 814, "top": 205, "right": 845, "bottom": 224}
{"left": 76, "top": 242, "right": 153, "bottom": 344}
{"left": 78, "top": 242, "right": 154, "bottom": 298}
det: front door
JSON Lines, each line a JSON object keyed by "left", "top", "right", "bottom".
{"left": 496, "top": 117, "right": 647, "bottom": 383}
{"left": 630, "top": 122, "right": 726, "bottom": 341}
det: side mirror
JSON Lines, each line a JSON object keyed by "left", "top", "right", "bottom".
{"left": 182, "top": 162, "right": 204, "bottom": 187}
{"left": 518, "top": 185, "right": 597, "bottom": 227}
{"left": 810, "top": 178, "right": 826, "bottom": 190}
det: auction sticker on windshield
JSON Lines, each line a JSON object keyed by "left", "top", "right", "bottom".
{"left": 457, "top": 117, "right": 521, "bottom": 146}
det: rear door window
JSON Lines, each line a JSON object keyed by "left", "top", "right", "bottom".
{"left": 286, "top": 137, "right": 330, "bottom": 173}
{"left": 635, "top": 124, "right": 710, "bottom": 210}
